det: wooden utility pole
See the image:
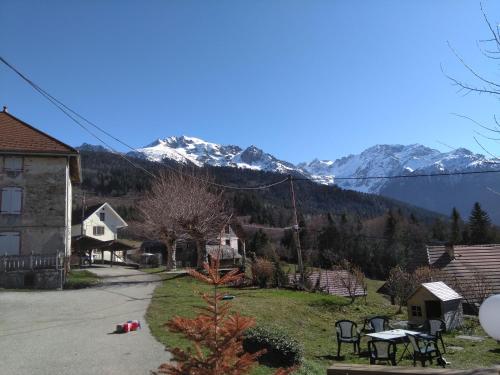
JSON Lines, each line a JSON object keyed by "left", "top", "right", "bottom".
{"left": 289, "top": 175, "right": 305, "bottom": 286}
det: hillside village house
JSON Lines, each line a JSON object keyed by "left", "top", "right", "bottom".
{"left": 0, "top": 108, "right": 81, "bottom": 288}
{"left": 71, "top": 202, "right": 128, "bottom": 264}
{"left": 175, "top": 224, "right": 244, "bottom": 268}
{"left": 426, "top": 244, "right": 500, "bottom": 312}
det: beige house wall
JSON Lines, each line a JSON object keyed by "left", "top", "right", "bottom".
{"left": 0, "top": 155, "right": 72, "bottom": 256}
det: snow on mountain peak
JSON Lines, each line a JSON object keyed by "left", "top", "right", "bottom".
{"left": 126, "top": 137, "right": 491, "bottom": 195}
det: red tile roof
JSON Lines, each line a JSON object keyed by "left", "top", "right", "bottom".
{"left": 0, "top": 110, "right": 78, "bottom": 154}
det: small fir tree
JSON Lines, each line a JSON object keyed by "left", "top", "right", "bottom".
{"left": 155, "top": 257, "right": 293, "bottom": 375}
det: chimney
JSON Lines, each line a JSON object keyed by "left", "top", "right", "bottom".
{"left": 2, "top": 106, "right": 7, "bottom": 113}
{"left": 445, "top": 243, "right": 455, "bottom": 259}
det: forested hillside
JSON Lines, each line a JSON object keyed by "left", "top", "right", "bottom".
{"left": 78, "top": 149, "right": 500, "bottom": 278}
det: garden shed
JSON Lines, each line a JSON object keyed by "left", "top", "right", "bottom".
{"left": 407, "top": 281, "right": 463, "bottom": 330}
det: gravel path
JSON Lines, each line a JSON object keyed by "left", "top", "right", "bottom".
{"left": 0, "top": 266, "right": 171, "bottom": 375}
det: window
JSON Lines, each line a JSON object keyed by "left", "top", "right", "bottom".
{"left": 411, "top": 305, "right": 422, "bottom": 317}
{"left": 1, "top": 187, "right": 22, "bottom": 214}
{"left": 99, "top": 212, "right": 105, "bottom": 221}
{"left": 0, "top": 232, "right": 20, "bottom": 255}
{"left": 4, "top": 157, "right": 23, "bottom": 172}
{"left": 93, "top": 226, "right": 105, "bottom": 236}
{"left": 225, "top": 239, "right": 231, "bottom": 246}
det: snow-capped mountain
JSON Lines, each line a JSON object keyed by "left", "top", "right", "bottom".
{"left": 128, "top": 137, "right": 492, "bottom": 193}
{"left": 129, "top": 136, "right": 299, "bottom": 174}
{"left": 299, "top": 144, "right": 491, "bottom": 193}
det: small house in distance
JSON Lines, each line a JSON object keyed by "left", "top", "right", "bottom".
{"left": 407, "top": 281, "right": 463, "bottom": 330}
{"left": 71, "top": 202, "right": 128, "bottom": 264}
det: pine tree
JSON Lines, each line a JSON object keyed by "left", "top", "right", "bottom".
{"left": 450, "top": 207, "right": 462, "bottom": 245}
{"left": 384, "top": 210, "right": 397, "bottom": 243}
{"left": 469, "top": 202, "right": 491, "bottom": 244}
{"left": 155, "top": 257, "right": 294, "bottom": 375}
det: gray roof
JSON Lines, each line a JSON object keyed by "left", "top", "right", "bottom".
{"left": 420, "top": 281, "right": 462, "bottom": 302}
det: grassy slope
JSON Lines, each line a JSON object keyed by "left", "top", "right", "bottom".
{"left": 64, "top": 269, "right": 101, "bottom": 289}
{"left": 145, "top": 270, "right": 500, "bottom": 373}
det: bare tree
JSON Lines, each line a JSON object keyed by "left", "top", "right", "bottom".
{"left": 139, "top": 171, "right": 229, "bottom": 269}
{"left": 449, "top": 271, "right": 493, "bottom": 314}
{"left": 338, "top": 260, "right": 366, "bottom": 304}
{"left": 445, "top": 3, "right": 500, "bottom": 156}
{"left": 386, "top": 266, "right": 414, "bottom": 313}
{"left": 446, "top": 4, "right": 500, "bottom": 98}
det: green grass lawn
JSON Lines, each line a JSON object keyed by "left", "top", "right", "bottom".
{"left": 145, "top": 270, "right": 500, "bottom": 374}
{"left": 64, "top": 269, "right": 101, "bottom": 289}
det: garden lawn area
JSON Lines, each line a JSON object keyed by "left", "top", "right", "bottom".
{"left": 145, "top": 271, "right": 500, "bottom": 374}
{"left": 64, "top": 269, "right": 101, "bottom": 289}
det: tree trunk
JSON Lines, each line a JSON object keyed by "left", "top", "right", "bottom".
{"left": 164, "top": 238, "right": 177, "bottom": 271}
{"left": 195, "top": 239, "right": 207, "bottom": 269}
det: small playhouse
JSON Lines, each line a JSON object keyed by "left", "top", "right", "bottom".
{"left": 407, "top": 281, "right": 463, "bottom": 330}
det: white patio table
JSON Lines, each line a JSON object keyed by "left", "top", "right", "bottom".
{"left": 365, "top": 329, "right": 421, "bottom": 364}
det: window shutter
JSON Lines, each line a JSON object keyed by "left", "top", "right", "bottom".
{"left": 4, "top": 157, "right": 23, "bottom": 171}
{"left": 1, "top": 188, "right": 22, "bottom": 214}
{"left": 0, "top": 232, "right": 20, "bottom": 255}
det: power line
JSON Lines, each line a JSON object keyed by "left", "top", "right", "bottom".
{"left": 0, "top": 56, "right": 158, "bottom": 179}
{"left": 294, "top": 168, "right": 500, "bottom": 182}
{"left": 3, "top": 55, "right": 500, "bottom": 190}
{"left": 0, "top": 55, "right": 293, "bottom": 190}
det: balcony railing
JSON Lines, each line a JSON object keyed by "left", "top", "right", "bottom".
{"left": 1, "top": 252, "right": 63, "bottom": 273}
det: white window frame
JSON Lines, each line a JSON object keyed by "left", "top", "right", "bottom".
{"left": 0, "top": 232, "right": 21, "bottom": 255}
{"left": 0, "top": 187, "right": 23, "bottom": 214}
{"left": 93, "top": 226, "right": 105, "bottom": 236}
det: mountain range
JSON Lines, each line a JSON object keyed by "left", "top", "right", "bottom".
{"left": 79, "top": 136, "right": 500, "bottom": 223}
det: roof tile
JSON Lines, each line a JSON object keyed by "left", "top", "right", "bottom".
{"left": 0, "top": 111, "right": 77, "bottom": 154}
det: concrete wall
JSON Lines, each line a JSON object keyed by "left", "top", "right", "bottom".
{"left": 443, "top": 299, "right": 464, "bottom": 330}
{"left": 0, "top": 155, "right": 71, "bottom": 256}
{"left": 0, "top": 269, "right": 62, "bottom": 289}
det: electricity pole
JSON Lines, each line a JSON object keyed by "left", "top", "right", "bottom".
{"left": 289, "top": 175, "right": 305, "bottom": 286}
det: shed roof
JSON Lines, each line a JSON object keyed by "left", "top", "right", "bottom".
{"left": 418, "top": 281, "right": 462, "bottom": 302}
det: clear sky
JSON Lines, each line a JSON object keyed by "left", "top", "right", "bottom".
{"left": 2, "top": 0, "right": 500, "bottom": 164}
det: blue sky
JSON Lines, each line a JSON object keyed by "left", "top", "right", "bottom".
{"left": 2, "top": 0, "right": 500, "bottom": 164}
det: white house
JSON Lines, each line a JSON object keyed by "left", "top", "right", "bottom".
{"left": 72, "top": 202, "right": 127, "bottom": 242}
{"left": 71, "top": 203, "right": 128, "bottom": 263}
{"left": 176, "top": 224, "right": 243, "bottom": 268}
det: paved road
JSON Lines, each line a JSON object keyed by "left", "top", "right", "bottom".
{"left": 0, "top": 266, "right": 171, "bottom": 375}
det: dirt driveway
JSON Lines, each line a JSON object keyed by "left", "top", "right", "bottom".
{"left": 0, "top": 266, "right": 171, "bottom": 375}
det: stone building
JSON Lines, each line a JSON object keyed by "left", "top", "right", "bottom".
{"left": 0, "top": 108, "right": 81, "bottom": 288}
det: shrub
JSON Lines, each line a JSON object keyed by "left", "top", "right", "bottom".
{"left": 243, "top": 326, "right": 303, "bottom": 367}
{"left": 251, "top": 258, "right": 274, "bottom": 288}
{"left": 272, "top": 260, "right": 289, "bottom": 288}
